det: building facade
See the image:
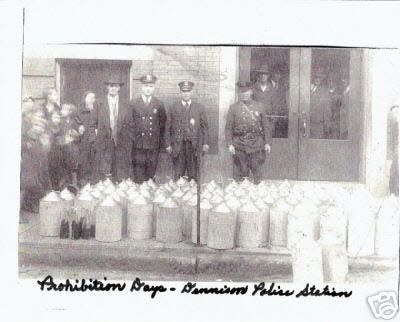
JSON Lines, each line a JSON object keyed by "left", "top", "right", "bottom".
{"left": 22, "top": 45, "right": 400, "bottom": 196}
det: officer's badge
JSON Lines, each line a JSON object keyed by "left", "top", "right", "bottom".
{"left": 190, "top": 118, "right": 195, "bottom": 126}
{"left": 153, "top": 108, "right": 157, "bottom": 114}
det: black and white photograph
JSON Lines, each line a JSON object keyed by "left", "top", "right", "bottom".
{"left": 1, "top": 1, "right": 400, "bottom": 322}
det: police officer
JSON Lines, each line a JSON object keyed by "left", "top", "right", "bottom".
{"left": 165, "top": 81, "right": 209, "bottom": 181}
{"left": 225, "top": 81, "right": 272, "bottom": 184}
{"left": 125, "top": 75, "right": 166, "bottom": 183}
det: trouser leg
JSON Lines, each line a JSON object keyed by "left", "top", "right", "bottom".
{"left": 249, "top": 150, "right": 266, "bottom": 184}
{"left": 232, "top": 148, "right": 250, "bottom": 182}
{"left": 186, "top": 141, "right": 198, "bottom": 181}
{"left": 110, "top": 140, "right": 118, "bottom": 182}
{"left": 172, "top": 149, "right": 186, "bottom": 181}
{"left": 132, "top": 148, "right": 147, "bottom": 184}
{"left": 145, "top": 149, "right": 159, "bottom": 181}
{"left": 48, "top": 144, "right": 62, "bottom": 190}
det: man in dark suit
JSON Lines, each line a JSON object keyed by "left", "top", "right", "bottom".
{"left": 90, "top": 75, "right": 132, "bottom": 182}
{"left": 225, "top": 81, "right": 272, "bottom": 183}
{"left": 165, "top": 81, "right": 209, "bottom": 181}
{"left": 124, "top": 75, "right": 166, "bottom": 183}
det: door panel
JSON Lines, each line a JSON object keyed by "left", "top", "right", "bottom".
{"left": 298, "top": 48, "right": 362, "bottom": 181}
{"left": 59, "top": 59, "right": 131, "bottom": 108}
{"left": 239, "top": 47, "right": 300, "bottom": 179}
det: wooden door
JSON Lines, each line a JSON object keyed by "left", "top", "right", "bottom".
{"left": 298, "top": 48, "right": 362, "bottom": 181}
{"left": 58, "top": 59, "right": 131, "bottom": 108}
{"left": 239, "top": 47, "right": 300, "bottom": 179}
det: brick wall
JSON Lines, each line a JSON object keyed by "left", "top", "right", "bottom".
{"left": 22, "top": 57, "right": 56, "bottom": 104}
{"left": 22, "top": 46, "right": 223, "bottom": 182}
{"left": 131, "top": 46, "right": 221, "bottom": 154}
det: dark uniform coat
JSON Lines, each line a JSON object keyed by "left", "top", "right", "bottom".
{"left": 123, "top": 96, "right": 166, "bottom": 183}
{"left": 225, "top": 99, "right": 272, "bottom": 183}
{"left": 126, "top": 96, "right": 167, "bottom": 149}
{"left": 165, "top": 100, "right": 209, "bottom": 157}
{"left": 165, "top": 100, "right": 209, "bottom": 180}
{"left": 90, "top": 96, "right": 132, "bottom": 182}
{"left": 225, "top": 100, "right": 272, "bottom": 154}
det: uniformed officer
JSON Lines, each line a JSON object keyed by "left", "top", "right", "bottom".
{"left": 225, "top": 81, "right": 272, "bottom": 184}
{"left": 165, "top": 81, "right": 209, "bottom": 181}
{"left": 124, "top": 75, "right": 167, "bottom": 183}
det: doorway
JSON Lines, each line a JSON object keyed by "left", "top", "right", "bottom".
{"left": 239, "top": 47, "right": 363, "bottom": 181}
{"left": 57, "top": 59, "right": 131, "bottom": 108}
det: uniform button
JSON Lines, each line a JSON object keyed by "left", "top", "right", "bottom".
{"left": 149, "top": 117, "right": 153, "bottom": 120}
{"left": 142, "top": 133, "right": 144, "bottom": 136}
{"left": 142, "top": 116, "right": 145, "bottom": 120}
{"left": 150, "top": 122, "right": 152, "bottom": 125}
{"left": 149, "top": 133, "right": 152, "bottom": 136}
{"left": 150, "top": 127, "right": 152, "bottom": 130}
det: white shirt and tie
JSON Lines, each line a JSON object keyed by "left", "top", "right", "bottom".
{"left": 142, "top": 95, "right": 152, "bottom": 105}
{"left": 108, "top": 94, "right": 119, "bottom": 140}
{"left": 182, "top": 100, "right": 191, "bottom": 107}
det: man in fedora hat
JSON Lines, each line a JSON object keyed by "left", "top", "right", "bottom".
{"left": 165, "top": 80, "right": 209, "bottom": 181}
{"left": 123, "top": 74, "right": 166, "bottom": 183}
{"left": 225, "top": 81, "right": 272, "bottom": 183}
{"left": 252, "top": 63, "right": 276, "bottom": 136}
{"left": 90, "top": 73, "right": 132, "bottom": 182}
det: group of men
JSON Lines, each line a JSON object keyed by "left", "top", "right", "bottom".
{"left": 92, "top": 74, "right": 210, "bottom": 184}
{"left": 21, "top": 64, "right": 285, "bottom": 200}
{"left": 88, "top": 65, "right": 278, "bottom": 185}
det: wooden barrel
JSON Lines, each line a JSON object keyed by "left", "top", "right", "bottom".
{"left": 156, "top": 197, "right": 183, "bottom": 243}
{"left": 269, "top": 199, "right": 291, "bottom": 247}
{"left": 127, "top": 194, "right": 153, "bottom": 240}
{"left": 95, "top": 196, "right": 122, "bottom": 242}
{"left": 321, "top": 242, "right": 348, "bottom": 282}
{"left": 237, "top": 201, "right": 264, "bottom": 248}
{"left": 207, "top": 202, "right": 237, "bottom": 250}
{"left": 292, "top": 240, "right": 324, "bottom": 284}
{"left": 191, "top": 199, "right": 212, "bottom": 245}
{"left": 39, "top": 191, "right": 63, "bottom": 236}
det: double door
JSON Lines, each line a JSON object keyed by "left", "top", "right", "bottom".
{"left": 239, "top": 47, "right": 363, "bottom": 181}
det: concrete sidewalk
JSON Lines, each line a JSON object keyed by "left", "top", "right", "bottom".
{"left": 19, "top": 211, "right": 398, "bottom": 282}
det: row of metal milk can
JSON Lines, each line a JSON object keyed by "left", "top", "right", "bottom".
{"left": 39, "top": 177, "right": 398, "bottom": 257}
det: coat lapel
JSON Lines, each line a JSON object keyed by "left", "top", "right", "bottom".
{"left": 102, "top": 97, "right": 111, "bottom": 129}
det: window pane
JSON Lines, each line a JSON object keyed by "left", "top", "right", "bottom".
{"left": 250, "top": 48, "right": 290, "bottom": 138}
{"left": 310, "top": 49, "right": 350, "bottom": 140}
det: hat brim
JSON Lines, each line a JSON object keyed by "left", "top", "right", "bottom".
{"left": 104, "top": 81, "right": 124, "bottom": 85}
